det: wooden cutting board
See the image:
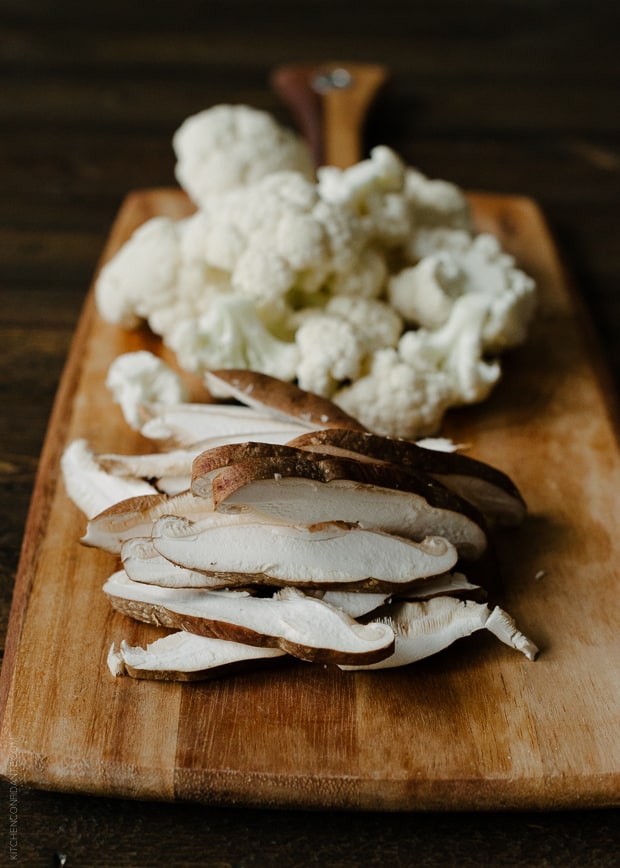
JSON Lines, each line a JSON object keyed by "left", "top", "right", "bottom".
{"left": 1, "top": 189, "right": 618, "bottom": 811}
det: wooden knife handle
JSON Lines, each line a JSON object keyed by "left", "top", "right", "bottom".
{"left": 271, "top": 62, "right": 389, "bottom": 169}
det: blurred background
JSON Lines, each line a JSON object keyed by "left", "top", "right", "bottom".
{"left": 1, "top": 1, "right": 619, "bottom": 864}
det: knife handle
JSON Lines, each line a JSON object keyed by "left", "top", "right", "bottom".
{"left": 271, "top": 62, "right": 389, "bottom": 169}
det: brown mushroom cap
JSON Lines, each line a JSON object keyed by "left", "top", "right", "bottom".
{"left": 287, "top": 428, "right": 526, "bottom": 527}
{"left": 197, "top": 448, "right": 488, "bottom": 559}
{"left": 205, "top": 369, "right": 366, "bottom": 431}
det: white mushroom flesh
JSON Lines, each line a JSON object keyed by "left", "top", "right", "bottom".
{"left": 122, "top": 537, "right": 230, "bottom": 589}
{"left": 151, "top": 515, "right": 458, "bottom": 588}
{"left": 340, "top": 597, "right": 538, "bottom": 670}
{"left": 103, "top": 572, "right": 395, "bottom": 664}
{"left": 138, "top": 401, "right": 309, "bottom": 447}
{"left": 215, "top": 476, "right": 486, "bottom": 560}
{"left": 108, "top": 632, "right": 286, "bottom": 679}
{"left": 61, "top": 439, "right": 157, "bottom": 519}
{"left": 81, "top": 489, "right": 215, "bottom": 553}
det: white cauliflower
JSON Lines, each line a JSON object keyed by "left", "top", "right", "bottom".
{"left": 459, "top": 234, "right": 537, "bottom": 352}
{"left": 95, "top": 106, "right": 538, "bottom": 439}
{"left": 105, "top": 351, "right": 188, "bottom": 430}
{"left": 404, "top": 168, "right": 473, "bottom": 232}
{"left": 317, "top": 145, "right": 405, "bottom": 208}
{"left": 399, "top": 295, "right": 502, "bottom": 406}
{"left": 327, "top": 245, "right": 388, "bottom": 299}
{"left": 95, "top": 215, "right": 232, "bottom": 337}
{"left": 291, "top": 296, "right": 402, "bottom": 398}
{"left": 96, "top": 217, "right": 182, "bottom": 329}
{"left": 165, "top": 294, "right": 299, "bottom": 379}
{"left": 318, "top": 148, "right": 472, "bottom": 248}
{"left": 388, "top": 254, "right": 463, "bottom": 328}
{"left": 322, "top": 296, "right": 403, "bottom": 353}
{"left": 339, "top": 230, "right": 535, "bottom": 436}
{"left": 317, "top": 147, "right": 412, "bottom": 298}
{"left": 393, "top": 232, "right": 537, "bottom": 351}
{"left": 407, "top": 226, "right": 473, "bottom": 263}
{"left": 197, "top": 171, "right": 367, "bottom": 304}
{"left": 295, "top": 315, "right": 364, "bottom": 397}
{"left": 334, "top": 348, "right": 453, "bottom": 439}
{"left": 173, "top": 104, "right": 315, "bottom": 205}
{"left": 318, "top": 145, "right": 411, "bottom": 246}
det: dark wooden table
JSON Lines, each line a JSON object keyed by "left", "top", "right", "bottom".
{"left": 2, "top": 1, "right": 619, "bottom": 864}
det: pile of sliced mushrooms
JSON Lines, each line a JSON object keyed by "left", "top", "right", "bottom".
{"left": 63, "top": 367, "right": 538, "bottom": 681}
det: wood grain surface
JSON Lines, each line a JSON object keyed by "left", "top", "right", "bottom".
{"left": 2, "top": 1, "right": 620, "bottom": 863}
{"left": 1, "top": 188, "right": 618, "bottom": 812}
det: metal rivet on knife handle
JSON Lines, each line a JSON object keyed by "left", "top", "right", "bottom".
{"left": 271, "top": 62, "right": 390, "bottom": 169}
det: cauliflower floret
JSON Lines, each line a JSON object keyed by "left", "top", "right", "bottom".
{"left": 404, "top": 168, "right": 473, "bottom": 232}
{"left": 394, "top": 232, "right": 536, "bottom": 352}
{"left": 173, "top": 104, "right": 315, "bottom": 205}
{"left": 95, "top": 107, "right": 538, "bottom": 440}
{"left": 148, "top": 259, "right": 233, "bottom": 338}
{"left": 95, "top": 217, "right": 182, "bottom": 329}
{"left": 318, "top": 146, "right": 412, "bottom": 247}
{"left": 458, "top": 234, "right": 537, "bottom": 351}
{"left": 388, "top": 254, "right": 463, "bottom": 328}
{"left": 198, "top": 171, "right": 366, "bottom": 304}
{"left": 368, "top": 193, "right": 413, "bottom": 248}
{"left": 327, "top": 245, "right": 389, "bottom": 299}
{"left": 323, "top": 296, "right": 403, "bottom": 353}
{"left": 407, "top": 226, "right": 473, "bottom": 263}
{"left": 399, "top": 294, "right": 501, "bottom": 405}
{"left": 95, "top": 215, "right": 234, "bottom": 338}
{"left": 165, "top": 294, "right": 299, "bottom": 378}
{"left": 336, "top": 279, "right": 514, "bottom": 439}
{"left": 105, "top": 351, "right": 188, "bottom": 430}
{"left": 318, "top": 145, "right": 405, "bottom": 208}
{"left": 233, "top": 245, "right": 298, "bottom": 303}
{"left": 182, "top": 208, "right": 243, "bottom": 273}
{"left": 295, "top": 315, "right": 364, "bottom": 397}
{"left": 333, "top": 348, "right": 453, "bottom": 439}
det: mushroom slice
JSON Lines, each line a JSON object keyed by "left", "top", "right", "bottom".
{"left": 205, "top": 369, "right": 366, "bottom": 431}
{"left": 138, "top": 401, "right": 309, "bottom": 448}
{"left": 152, "top": 475, "right": 194, "bottom": 496}
{"left": 107, "top": 632, "right": 287, "bottom": 681}
{"left": 339, "top": 597, "right": 538, "bottom": 670}
{"left": 191, "top": 441, "right": 334, "bottom": 498}
{"left": 82, "top": 489, "right": 213, "bottom": 554}
{"left": 287, "top": 429, "right": 526, "bottom": 527}
{"left": 96, "top": 446, "right": 199, "bottom": 496}
{"left": 191, "top": 442, "right": 286, "bottom": 498}
{"left": 318, "top": 591, "right": 391, "bottom": 618}
{"left": 98, "top": 441, "right": 308, "bottom": 496}
{"left": 311, "top": 575, "right": 484, "bottom": 628}
{"left": 151, "top": 515, "right": 458, "bottom": 591}
{"left": 121, "top": 538, "right": 231, "bottom": 589}
{"left": 97, "top": 446, "right": 201, "bottom": 481}
{"left": 399, "top": 571, "right": 485, "bottom": 601}
{"left": 205, "top": 454, "right": 487, "bottom": 560}
{"left": 61, "top": 439, "right": 157, "bottom": 519}
{"left": 103, "top": 572, "right": 395, "bottom": 665}
{"left": 85, "top": 491, "right": 295, "bottom": 557}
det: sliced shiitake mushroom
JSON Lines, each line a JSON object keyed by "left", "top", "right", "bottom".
{"left": 197, "top": 450, "right": 488, "bottom": 560}
{"left": 205, "top": 369, "right": 366, "bottom": 431}
{"left": 107, "top": 631, "right": 287, "bottom": 681}
{"left": 287, "top": 429, "right": 526, "bottom": 527}
{"left": 339, "top": 597, "right": 538, "bottom": 670}
{"left": 104, "top": 571, "right": 396, "bottom": 665}
{"left": 150, "top": 514, "right": 459, "bottom": 592}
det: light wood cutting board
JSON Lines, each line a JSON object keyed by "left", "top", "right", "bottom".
{"left": 1, "top": 188, "right": 618, "bottom": 810}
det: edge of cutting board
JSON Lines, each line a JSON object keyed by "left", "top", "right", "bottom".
{"left": 1, "top": 188, "right": 619, "bottom": 811}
